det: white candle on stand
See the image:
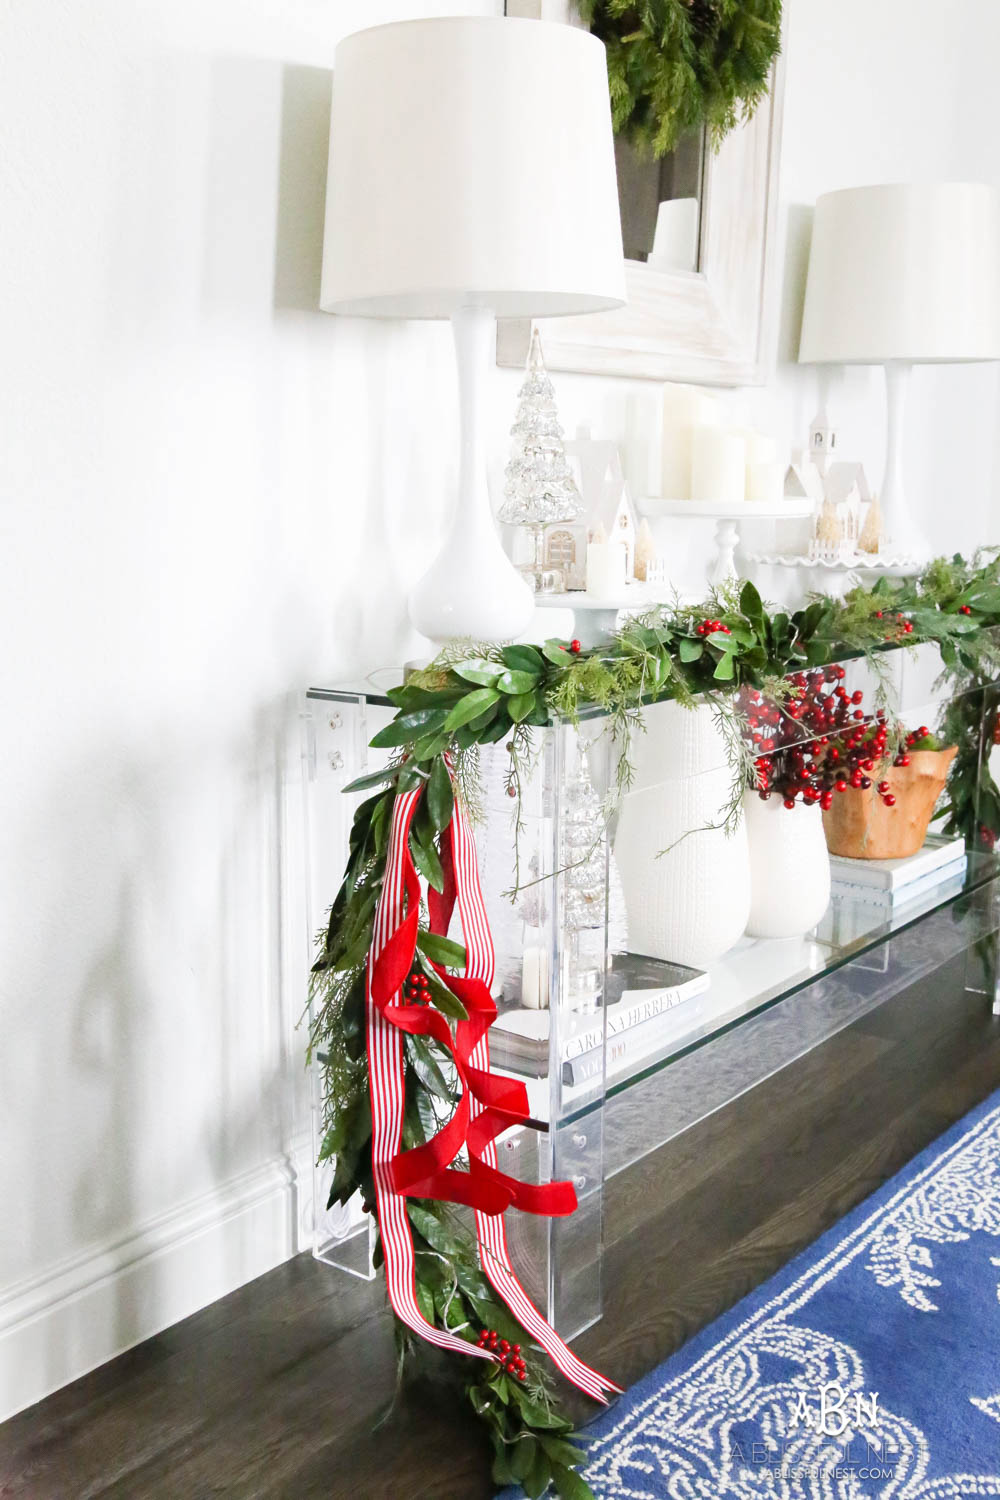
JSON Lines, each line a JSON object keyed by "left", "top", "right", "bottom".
{"left": 740, "top": 432, "right": 782, "bottom": 501}
{"left": 660, "top": 385, "right": 720, "bottom": 498}
{"left": 743, "top": 432, "right": 777, "bottom": 467}
{"left": 521, "top": 946, "right": 549, "bottom": 1009}
{"left": 586, "top": 523, "right": 626, "bottom": 598}
{"left": 690, "top": 426, "right": 747, "bottom": 504}
{"left": 746, "top": 460, "right": 784, "bottom": 503}
{"left": 624, "top": 389, "right": 663, "bottom": 499}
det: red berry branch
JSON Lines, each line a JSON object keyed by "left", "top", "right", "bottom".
{"left": 476, "top": 1328, "right": 528, "bottom": 1381}
{"left": 737, "top": 667, "right": 908, "bottom": 812}
{"left": 403, "top": 965, "right": 432, "bottom": 1004}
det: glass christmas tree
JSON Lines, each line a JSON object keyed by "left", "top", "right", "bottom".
{"left": 498, "top": 328, "right": 583, "bottom": 593}
{"left": 560, "top": 748, "right": 607, "bottom": 1009}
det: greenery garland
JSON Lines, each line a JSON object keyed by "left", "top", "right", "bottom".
{"left": 578, "top": 0, "right": 783, "bottom": 157}
{"left": 310, "top": 551, "right": 1000, "bottom": 1499}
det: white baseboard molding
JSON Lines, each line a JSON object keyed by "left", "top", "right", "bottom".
{"left": 0, "top": 1154, "right": 303, "bottom": 1423}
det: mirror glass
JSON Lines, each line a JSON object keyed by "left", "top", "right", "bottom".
{"left": 614, "top": 130, "right": 705, "bottom": 273}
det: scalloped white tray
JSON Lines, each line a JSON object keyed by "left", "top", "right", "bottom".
{"left": 746, "top": 551, "right": 923, "bottom": 578}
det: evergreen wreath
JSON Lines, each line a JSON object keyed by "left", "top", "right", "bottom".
{"left": 578, "top": 0, "right": 783, "bottom": 157}
{"left": 310, "top": 550, "right": 1000, "bottom": 1499}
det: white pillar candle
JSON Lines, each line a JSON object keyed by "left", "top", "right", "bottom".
{"left": 746, "top": 460, "right": 784, "bottom": 503}
{"left": 690, "top": 426, "right": 747, "bottom": 504}
{"left": 521, "top": 946, "right": 550, "bottom": 1009}
{"left": 743, "top": 432, "right": 777, "bottom": 467}
{"left": 624, "top": 389, "right": 663, "bottom": 499}
{"left": 586, "top": 523, "right": 626, "bottom": 598}
{"left": 660, "top": 385, "right": 720, "bottom": 499}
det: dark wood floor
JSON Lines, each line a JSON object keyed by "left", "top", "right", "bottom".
{"left": 3, "top": 953, "right": 999, "bottom": 1500}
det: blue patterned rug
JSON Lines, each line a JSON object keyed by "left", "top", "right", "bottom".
{"left": 500, "top": 1089, "right": 1000, "bottom": 1498}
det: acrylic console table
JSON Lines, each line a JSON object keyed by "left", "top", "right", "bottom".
{"left": 301, "top": 641, "right": 1000, "bottom": 1343}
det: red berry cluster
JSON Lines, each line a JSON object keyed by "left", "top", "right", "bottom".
{"left": 903, "top": 726, "right": 934, "bottom": 753}
{"left": 959, "top": 604, "right": 973, "bottom": 616}
{"left": 738, "top": 666, "right": 901, "bottom": 811}
{"left": 872, "top": 609, "right": 914, "bottom": 638}
{"left": 403, "top": 966, "right": 431, "bottom": 1005}
{"left": 980, "top": 824, "right": 997, "bottom": 851}
{"left": 476, "top": 1329, "right": 527, "bottom": 1380}
{"left": 695, "top": 617, "right": 731, "bottom": 637}
{"left": 569, "top": 639, "right": 582, "bottom": 654}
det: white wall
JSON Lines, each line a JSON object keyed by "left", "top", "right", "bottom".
{"left": 1, "top": 0, "right": 998, "bottom": 1420}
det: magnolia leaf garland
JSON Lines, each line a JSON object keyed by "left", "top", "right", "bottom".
{"left": 311, "top": 550, "right": 1000, "bottom": 1497}
{"left": 579, "top": 0, "right": 783, "bottom": 157}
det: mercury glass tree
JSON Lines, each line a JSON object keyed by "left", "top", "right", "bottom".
{"left": 498, "top": 329, "right": 583, "bottom": 592}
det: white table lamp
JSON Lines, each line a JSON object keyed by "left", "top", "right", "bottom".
{"left": 799, "top": 182, "right": 1000, "bottom": 561}
{"left": 320, "top": 17, "right": 625, "bottom": 644}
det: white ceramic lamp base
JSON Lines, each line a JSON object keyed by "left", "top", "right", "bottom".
{"left": 880, "top": 361, "right": 931, "bottom": 565}
{"left": 408, "top": 306, "right": 534, "bottom": 646}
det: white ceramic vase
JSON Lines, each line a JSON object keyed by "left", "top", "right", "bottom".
{"left": 743, "top": 790, "right": 831, "bottom": 939}
{"left": 613, "top": 701, "right": 751, "bottom": 969}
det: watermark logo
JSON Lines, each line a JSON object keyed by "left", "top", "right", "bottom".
{"left": 789, "top": 1382, "right": 880, "bottom": 1438}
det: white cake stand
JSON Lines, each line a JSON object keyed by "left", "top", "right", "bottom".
{"left": 532, "top": 587, "right": 668, "bottom": 648}
{"left": 637, "top": 497, "right": 813, "bottom": 585}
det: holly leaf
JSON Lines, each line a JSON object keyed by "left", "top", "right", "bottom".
{"left": 678, "top": 638, "right": 703, "bottom": 662}
{"left": 480, "top": 716, "right": 515, "bottom": 743}
{"left": 466, "top": 1292, "right": 523, "bottom": 1343}
{"left": 407, "top": 1202, "right": 463, "bottom": 1257}
{"left": 369, "top": 707, "right": 447, "bottom": 749}
{"left": 409, "top": 826, "right": 445, "bottom": 893}
{"left": 509, "top": 1436, "right": 540, "bottom": 1482}
{"left": 543, "top": 639, "right": 573, "bottom": 665}
{"left": 524, "top": 1447, "right": 555, "bottom": 1500}
{"left": 551, "top": 1462, "right": 596, "bottom": 1500}
{"left": 469, "top": 703, "right": 501, "bottom": 731}
{"left": 490, "top": 1448, "right": 518, "bottom": 1487}
{"left": 410, "top": 731, "right": 449, "bottom": 763}
{"left": 416, "top": 930, "right": 467, "bottom": 968}
{"left": 417, "top": 963, "right": 469, "bottom": 1022}
{"left": 712, "top": 651, "right": 736, "bottom": 680}
{"left": 501, "top": 644, "right": 544, "bottom": 674}
{"left": 514, "top": 1396, "right": 575, "bottom": 1430}
{"left": 539, "top": 1436, "right": 588, "bottom": 1467}
{"left": 397, "top": 761, "right": 429, "bottom": 793}
{"left": 331, "top": 929, "right": 373, "bottom": 974}
{"left": 405, "top": 1035, "right": 454, "bottom": 1100}
{"left": 496, "top": 668, "right": 540, "bottom": 695}
{"left": 444, "top": 688, "right": 501, "bottom": 731}
{"left": 740, "top": 578, "right": 766, "bottom": 634}
{"left": 342, "top": 763, "right": 399, "bottom": 794}
{"left": 507, "top": 691, "right": 537, "bottom": 723}
{"left": 426, "top": 756, "right": 454, "bottom": 833}
{"left": 454, "top": 660, "right": 500, "bottom": 688}
{"left": 414, "top": 1278, "right": 436, "bottom": 1326}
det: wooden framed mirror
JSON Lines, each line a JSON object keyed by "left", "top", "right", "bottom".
{"left": 499, "top": 0, "right": 785, "bottom": 386}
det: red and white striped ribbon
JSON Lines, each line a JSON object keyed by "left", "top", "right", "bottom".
{"left": 365, "top": 784, "right": 494, "bottom": 1363}
{"left": 448, "top": 797, "right": 622, "bottom": 1403}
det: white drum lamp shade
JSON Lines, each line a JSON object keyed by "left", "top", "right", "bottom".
{"left": 799, "top": 182, "right": 1000, "bottom": 561}
{"left": 321, "top": 17, "right": 625, "bottom": 320}
{"left": 319, "top": 17, "right": 625, "bottom": 645}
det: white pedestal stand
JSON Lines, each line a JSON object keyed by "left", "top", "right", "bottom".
{"left": 531, "top": 588, "right": 665, "bottom": 649}
{"left": 637, "top": 498, "right": 813, "bottom": 585}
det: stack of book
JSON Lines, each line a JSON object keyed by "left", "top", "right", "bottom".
{"left": 490, "top": 955, "right": 710, "bottom": 1087}
{"left": 829, "top": 834, "right": 967, "bottom": 909}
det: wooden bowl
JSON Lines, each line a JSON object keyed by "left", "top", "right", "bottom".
{"left": 822, "top": 746, "right": 958, "bottom": 860}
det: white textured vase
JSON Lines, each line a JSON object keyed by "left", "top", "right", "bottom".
{"left": 743, "top": 791, "right": 831, "bottom": 939}
{"left": 613, "top": 701, "right": 751, "bottom": 968}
